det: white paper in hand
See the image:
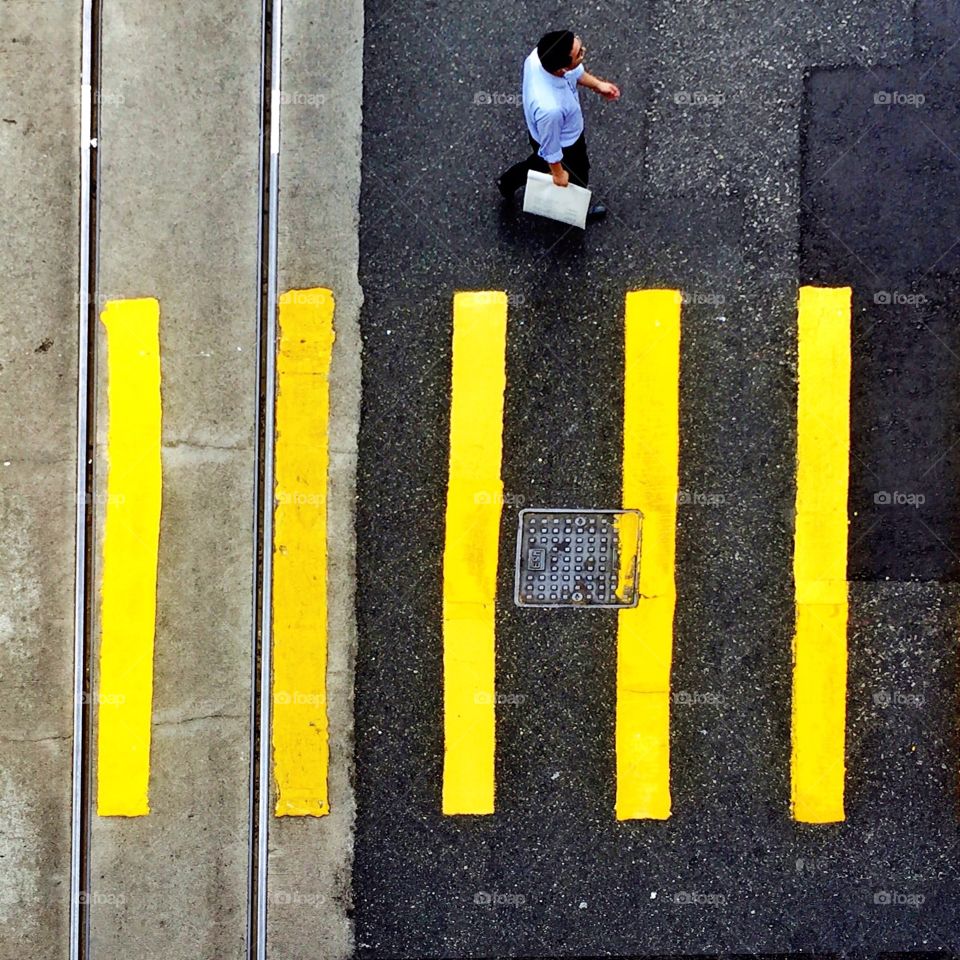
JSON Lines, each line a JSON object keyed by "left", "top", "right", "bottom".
{"left": 522, "top": 170, "right": 592, "bottom": 230}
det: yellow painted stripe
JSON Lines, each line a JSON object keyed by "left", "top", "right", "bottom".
{"left": 97, "top": 298, "right": 162, "bottom": 817}
{"left": 616, "top": 290, "right": 680, "bottom": 821}
{"left": 272, "top": 288, "right": 336, "bottom": 817}
{"left": 791, "top": 285, "right": 850, "bottom": 823}
{"left": 614, "top": 510, "right": 642, "bottom": 604}
{"left": 442, "top": 291, "right": 507, "bottom": 815}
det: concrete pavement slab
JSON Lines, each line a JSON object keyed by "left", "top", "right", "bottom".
{"left": 90, "top": 1, "right": 261, "bottom": 956}
{"left": 0, "top": 5, "right": 80, "bottom": 957}
{"left": 266, "top": 0, "right": 364, "bottom": 956}
{"left": 0, "top": 463, "right": 76, "bottom": 957}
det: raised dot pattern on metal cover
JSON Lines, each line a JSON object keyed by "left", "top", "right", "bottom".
{"left": 519, "top": 513, "right": 617, "bottom": 606}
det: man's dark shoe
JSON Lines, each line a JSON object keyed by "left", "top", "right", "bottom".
{"left": 587, "top": 203, "right": 607, "bottom": 220}
{"left": 497, "top": 176, "right": 515, "bottom": 199}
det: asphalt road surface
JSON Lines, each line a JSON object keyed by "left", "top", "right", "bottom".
{"left": 355, "top": 0, "right": 960, "bottom": 957}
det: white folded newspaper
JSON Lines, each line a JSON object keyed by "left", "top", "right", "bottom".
{"left": 522, "top": 169, "right": 592, "bottom": 229}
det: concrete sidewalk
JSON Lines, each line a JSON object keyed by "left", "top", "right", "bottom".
{"left": 89, "top": 1, "right": 262, "bottom": 955}
{"left": 0, "top": 5, "right": 80, "bottom": 956}
{"left": 267, "top": 0, "right": 362, "bottom": 956}
{"left": 0, "top": 0, "right": 362, "bottom": 956}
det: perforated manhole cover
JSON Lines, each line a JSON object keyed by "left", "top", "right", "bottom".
{"left": 514, "top": 508, "right": 642, "bottom": 608}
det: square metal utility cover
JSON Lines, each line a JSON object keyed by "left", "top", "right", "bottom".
{"left": 514, "top": 508, "right": 642, "bottom": 608}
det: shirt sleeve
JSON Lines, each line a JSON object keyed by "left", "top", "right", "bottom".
{"left": 534, "top": 107, "right": 564, "bottom": 163}
{"left": 566, "top": 64, "right": 586, "bottom": 87}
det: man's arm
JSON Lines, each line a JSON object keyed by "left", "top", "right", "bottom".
{"left": 577, "top": 70, "right": 621, "bottom": 100}
{"left": 535, "top": 108, "right": 570, "bottom": 187}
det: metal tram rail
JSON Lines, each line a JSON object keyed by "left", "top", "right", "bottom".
{"left": 251, "top": 0, "right": 284, "bottom": 956}
{"left": 69, "top": 0, "right": 100, "bottom": 954}
{"left": 69, "top": 0, "right": 283, "bottom": 956}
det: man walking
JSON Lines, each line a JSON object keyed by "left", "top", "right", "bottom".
{"left": 498, "top": 30, "right": 620, "bottom": 220}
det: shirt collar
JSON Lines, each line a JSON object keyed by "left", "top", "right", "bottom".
{"left": 536, "top": 51, "right": 569, "bottom": 87}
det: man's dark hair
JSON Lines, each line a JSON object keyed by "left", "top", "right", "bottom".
{"left": 537, "top": 30, "right": 575, "bottom": 74}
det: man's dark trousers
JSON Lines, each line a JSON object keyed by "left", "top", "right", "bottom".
{"left": 499, "top": 131, "right": 590, "bottom": 195}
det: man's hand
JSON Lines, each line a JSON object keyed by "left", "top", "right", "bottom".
{"left": 596, "top": 80, "right": 621, "bottom": 101}
{"left": 549, "top": 163, "right": 569, "bottom": 188}
{"left": 577, "top": 71, "right": 621, "bottom": 101}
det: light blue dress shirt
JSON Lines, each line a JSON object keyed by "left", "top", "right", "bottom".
{"left": 522, "top": 47, "right": 586, "bottom": 163}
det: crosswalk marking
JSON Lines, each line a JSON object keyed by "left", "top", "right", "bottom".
{"left": 616, "top": 290, "right": 681, "bottom": 821}
{"left": 272, "top": 288, "right": 336, "bottom": 817}
{"left": 791, "top": 285, "right": 851, "bottom": 823}
{"left": 96, "top": 298, "right": 162, "bottom": 817}
{"left": 442, "top": 292, "right": 507, "bottom": 815}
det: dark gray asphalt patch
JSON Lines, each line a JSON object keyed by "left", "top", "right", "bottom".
{"left": 800, "top": 31, "right": 960, "bottom": 580}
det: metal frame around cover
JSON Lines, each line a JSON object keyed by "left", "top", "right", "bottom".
{"left": 513, "top": 507, "right": 643, "bottom": 609}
